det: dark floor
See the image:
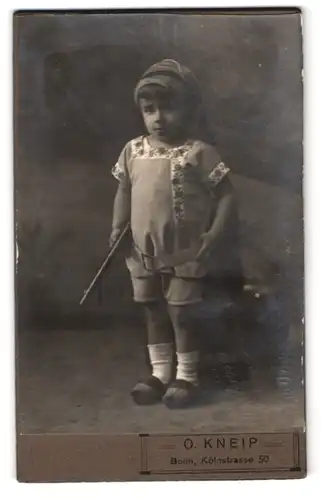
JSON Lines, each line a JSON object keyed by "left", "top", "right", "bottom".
{"left": 17, "top": 321, "right": 305, "bottom": 435}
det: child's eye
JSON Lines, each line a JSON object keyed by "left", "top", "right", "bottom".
{"left": 143, "top": 105, "right": 154, "bottom": 113}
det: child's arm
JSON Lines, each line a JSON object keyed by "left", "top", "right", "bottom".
{"left": 109, "top": 143, "right": 131, "bottom": 247}
{"left": 196, "top": 176, "right": 236, "bottom": 261}
{"left": 109, "top": 180, "right": 131, "bottom": 247}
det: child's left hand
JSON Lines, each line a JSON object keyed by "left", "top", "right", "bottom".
{"left": 196, "top": 232, "right": 216, "bottom": 261}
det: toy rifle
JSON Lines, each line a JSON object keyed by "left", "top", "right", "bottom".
{"left": 79, "top": 223, "right": 130, "bottom": 305}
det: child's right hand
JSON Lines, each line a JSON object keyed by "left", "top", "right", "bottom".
{"left": 109, "top": 228, "right": 122, "bottom": 247}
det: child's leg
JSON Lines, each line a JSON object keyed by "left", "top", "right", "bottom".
{"left": 144, "top": 301, "right": 174, "bottom": 384}
{"left": 130, "top": 275, "right": 174, "bottom": 405}
{"left": 163, "top": 277, "right": 203, "bottom": 408}
{"left": 167, "top": 304, "right": 199, "bottom": 385}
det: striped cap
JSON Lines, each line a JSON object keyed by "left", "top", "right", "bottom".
{"left": 134, "top": 59, "right": 201, "bottom": 106}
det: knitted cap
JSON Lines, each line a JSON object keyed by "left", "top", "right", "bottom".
{"left": 134, "top": 59, "right": 201, "bottom": 106}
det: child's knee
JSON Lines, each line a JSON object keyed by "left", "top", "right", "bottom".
{"left": 168, "top": 303, "right": 198, "bottom": 328}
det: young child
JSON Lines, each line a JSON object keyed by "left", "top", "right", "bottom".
{"left": 110, "top": 59, "right": 236, "bottom": 409}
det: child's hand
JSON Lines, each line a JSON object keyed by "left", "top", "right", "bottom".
{"left": 196, "top": 232, "right": 216, "bottom": 261}
{"left": 109, "top": 228, "right": 122, "bottom": 248}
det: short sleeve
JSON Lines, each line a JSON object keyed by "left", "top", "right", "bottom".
{"left": 200, "top": 143, "right": 230, "bottom": 188}
{"left": 111, "top": 142, "right": 131, "bottom": 183}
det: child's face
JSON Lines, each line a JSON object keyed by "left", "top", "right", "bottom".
{"left": 139, "top": 91, "right": 187, "bottom": 143}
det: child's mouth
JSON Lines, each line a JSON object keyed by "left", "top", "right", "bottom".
{"left": 154, "top": 127, "right": 166, "bottom": 135}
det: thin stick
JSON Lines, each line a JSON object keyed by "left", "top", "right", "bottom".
{"left": 79, "top": 223, "right": 130, "bottom": 305}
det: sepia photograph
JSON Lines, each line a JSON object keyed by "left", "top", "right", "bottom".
{"left": 14, "top": 9, "right": 305, "bottom": 480}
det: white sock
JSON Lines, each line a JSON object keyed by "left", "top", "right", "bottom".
{"left": 176, "top": 351, "right": 199, "bottom": 386}
{"left": 148, "top": 343, "right": 173, "bottom": 384}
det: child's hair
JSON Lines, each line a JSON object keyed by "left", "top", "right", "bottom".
{"left": 136, "top": 81, "right": 184, "bottom": 103}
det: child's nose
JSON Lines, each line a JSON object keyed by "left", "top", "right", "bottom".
{"left": 154, "top": 108, "right": 163, "bottom": 122}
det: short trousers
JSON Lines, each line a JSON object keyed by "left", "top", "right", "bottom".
{"left": 130, "top": 273, "right": 204, "bottom": 305}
